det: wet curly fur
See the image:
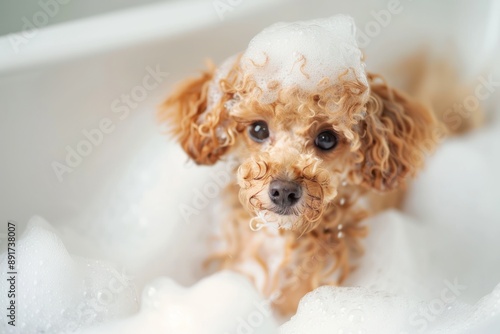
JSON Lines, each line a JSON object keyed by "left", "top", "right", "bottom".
{"left": 159, "top": 55, "right": 441, "bottom": 314}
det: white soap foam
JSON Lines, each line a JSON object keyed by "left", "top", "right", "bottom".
{"left": 0, "top": 216, "right": 138, "bottom": 334}
{"left": 280, "top": 285, "right": 419, "bottom": 333}
{"left": 58, "top": 138, "right": 220, "bottom": 291}
{"left": 280, "top": 282, "right": 500, "bottom": 334}
{"left": 206, "top": 54, "right": 239, "bottom": 113}
{"left": 240, "top": 15, "right": 368, "bottom": 103}
{"left": 344, "top": 210, "right": 437, "bottom": 300}
{"left": 403, "top": 121, "right": 500, "bottom": 303}
{"left": 80, "top": 271, "right": 278, "bottom": 334}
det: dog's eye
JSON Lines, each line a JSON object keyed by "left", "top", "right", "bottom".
{"left": 315, "top": 130, "right": 338, "bottom": 151}
{"left": 248, "top": 121, "right": 269, "bottom": 142}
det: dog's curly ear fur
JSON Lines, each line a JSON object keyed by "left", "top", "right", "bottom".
{"left": 159, "top": 62, "right": 238, "bottom": 165}
{"left": 353, "top": 74, "right": 440, "bottom": 191}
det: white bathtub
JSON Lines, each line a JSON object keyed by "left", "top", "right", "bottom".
{"left": 1, "top": 1, "right": 500, "bottom": 332}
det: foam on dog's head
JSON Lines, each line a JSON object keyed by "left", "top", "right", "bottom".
{"left": 240, "top": 15, "right": 368, "bottom": 104}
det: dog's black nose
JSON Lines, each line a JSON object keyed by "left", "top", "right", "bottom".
{"left": 268, "top": 179, "right": 302, "bottom": 209}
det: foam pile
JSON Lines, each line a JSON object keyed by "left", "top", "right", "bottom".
{"left": 240, "top": 15, "right": 368, "bottom": 103}
{"left": 281, "top": 280, "right": 500, "bottom": 333}
{"left": 404, "top": 121, "right": 500, "bottom": 302}
{"left": 81, "top": 272, "right": 278, "bottom": 334}
{"left": 58, "top": 139, "right": 220, "bottom": 290}
{"left": 0, "top": 217, "right": 138, "bottom": 334}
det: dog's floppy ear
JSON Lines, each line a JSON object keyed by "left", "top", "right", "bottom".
{"left": 352, "top": 73, "right": 439, "bottom": 191}
{"left": 159, "top": 61, "right": 238, "bottom": 165}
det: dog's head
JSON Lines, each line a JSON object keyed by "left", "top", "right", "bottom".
{"left": 161, "top": 17, "right": 438, "bottom": 233}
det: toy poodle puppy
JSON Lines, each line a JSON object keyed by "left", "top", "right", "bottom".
{"left": 159, "top": 15, "right": 442, "bottom": 314}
